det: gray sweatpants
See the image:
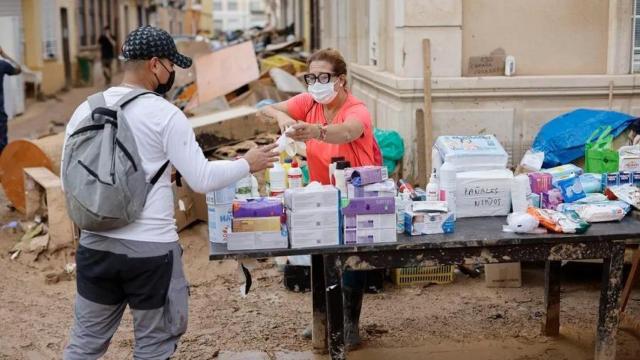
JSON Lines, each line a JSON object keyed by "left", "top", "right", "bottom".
{"left": 64, "top": 232, "right": 189, "bottom": 360}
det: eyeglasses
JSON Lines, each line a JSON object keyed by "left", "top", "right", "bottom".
{"left": 303, "top": 72, "right": 334, "bottom": 85}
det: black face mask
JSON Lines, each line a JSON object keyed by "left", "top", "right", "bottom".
{"left": 154, "top": 61, "right": 175, "bottom": 94}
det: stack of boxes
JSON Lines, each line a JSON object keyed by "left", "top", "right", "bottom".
{"left": 343, "top": 166, "right": 397, "bottom": 244}
{"left": 285, "top": 185, "right": 341, "bottom": 248}
{"left": 227, "top": 197, "right": 288, "bottom": 250}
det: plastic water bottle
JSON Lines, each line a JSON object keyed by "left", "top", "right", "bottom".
{"left": 288, "top": 161, "right": 303, "bottom": 189}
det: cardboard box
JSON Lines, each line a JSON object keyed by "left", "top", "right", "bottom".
{"left": 289, "top": 227, "right": 340, "bottom": 248}
{"left": 173, "top": 181, "right": 207, "bottom": 232}
{"left": 208, "top": 203, "right": 233, "bottom": 243}
{"left": 344, "top": 213, "right": 396, "bottom": 230}
{"left": 227, "top": 227, "right": 289, "bottom": 250}
{"left": 232, "top": 216, "right": 282, "bottom": 232}
{"left": 455, "top": 169, "right": 513, "bottom": 218}
{"left": 287, "top": 208, "right": 340, "bottom": 230}
{"left": 434, "top": 135, "right": 508, "bottom": 171}
{"left": 485, "top": 263, "right": 522, "bottom": 288}
{"left": 346, "top": 166, "right": 389, "bottom": 186}
{"left": 347, "top": 179, "right": 396, "bottom": 199}
{"left": 284, "top": 186, "right": 339, "bottom": 211}
{"left": 404, "top": 211, "right": 455, "bottom": 235}
{"left": 232, "top": 197, "right": 283, "bottom": 218}
{"left": 344, "top": 228, "right": 397, "bottom": 245}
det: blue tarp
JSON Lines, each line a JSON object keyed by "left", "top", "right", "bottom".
{"left": 531, "top": 109, "right": 634, "bottom": 167}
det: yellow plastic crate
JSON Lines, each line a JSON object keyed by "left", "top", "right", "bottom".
{"left": 392, "top": 265, "right": 455, "bottom": 286}
{"left": 260, "top": 55, "right": 308, "bottom": 74}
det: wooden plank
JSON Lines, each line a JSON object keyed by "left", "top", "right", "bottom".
{"left": 195, "top": 41, "right": 260, "bottom": 104}
{"left": 595, "top": 244, "right": 625, "bottom": 360}
{"left": 542, "top": 260, "right": 561, "bottom": 336}
{"left": 415, "top": 108, "right": 427, "bottom": 187}
{"left": 311, "top": 254, "right": 328, "bottom": 352}
{"left": 23, "top": 167, "right": 74, "bottom": 252}
{"left": 324, "top": 254, "right": 345, "bottom": 360}
{"left": 620, "top": 245, "right": 640, "bottom": 313}
{"left": 422, "top": 39, "right": 433, "bottom": 187}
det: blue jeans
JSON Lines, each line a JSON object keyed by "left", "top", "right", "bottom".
{"left": 0, "top": 112, "right": 7, "bottom": 154}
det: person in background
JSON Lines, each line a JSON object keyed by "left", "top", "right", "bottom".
{"left": 257, "top": 48, "right": 382, "bottom": 348}
{"left": 0, "top": 46, "right": 22, "bottom": 155}
{"left": 98, "top": 26, "right": 116, "bottom": 85}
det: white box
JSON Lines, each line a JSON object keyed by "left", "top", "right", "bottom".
{"left": 404, "top": 211, "right": 455, "bottom": 235}
{"left": 208, "top": 203, "right": 233, "bottom": 243}
{"left": 227, "top": 228, "right": 289, "bottom": 250}
{"left": 455, "top": 169, "right": 513, "bottom": 218}
{"left": 619, "top": 146, "right": 640, "bottom": 172}
{"left": 289, "top": 227, "right": 340, "bottom": 248}
{"left": 434, "top": 135, "right": 508, "bottom": 173}
{"left": 286, "top": 208, "right": 340, "bottom": 230}
{"left": 344, "top": 228, "right": 397, "bottom": 245}
{"left": 344, "top": 213, "right": 396, "bottom": 230}
{"left": 284, "top": 186, "right": 339, "bottom": 211}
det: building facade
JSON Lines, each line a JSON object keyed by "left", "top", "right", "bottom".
{"left": 213, "top": 0, "right": 269, "bottom": 32}
{"left": 318, "top": 0, "right": 640, "bottom": 181}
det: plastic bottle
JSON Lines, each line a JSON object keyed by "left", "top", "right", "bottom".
{"left": 283, "top": 158, "right": 293, "bottom": 188}
{"left": 439, "top": 161, "right": 457, "bottom": 216}
{"left": 395, "top": 191, "right": 412, "bottom": 234}
{"left": 269, "top": 162, "right": 286, "bottom": 197}
{"left": 333, "top": 161, "right": 350, "bottom": 198}
{"left": 431, "top": 147, "right": 442, "bottom": 177}
{"left": 288, "top": 161, "right": 303, "bottom": 189}
{"left": 426, "top": 170, "right": 439, "bottom": 201}
{"left": 329, "top": 156, "right": 346, "bottom": 185}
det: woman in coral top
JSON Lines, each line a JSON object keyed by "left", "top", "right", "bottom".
{"left": 258, "top": 48, "right": 381, "bottom": 347}
{"left": 259, "top": 48, "right": 381, "bottom": 184}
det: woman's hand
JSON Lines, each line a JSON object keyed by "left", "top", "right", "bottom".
{"left": 288, "top": 123, "right": 321, "bottom": 142}
{"left": 277, "top": 116, "right": 298, "bottom": 134}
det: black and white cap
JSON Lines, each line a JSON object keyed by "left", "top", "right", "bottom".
{"left": 121, "top": 26, "right": 192, "bottom": 69}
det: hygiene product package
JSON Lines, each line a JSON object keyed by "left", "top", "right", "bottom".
{"left": 208, "top": 203, "right": 233, "bottom": 243}
{"left": 454, "top": 169, "right": 513, "bottom": 218}
{"left": 284, "top": 183, "right": 339, "bottom": 211}
{"left": 502, "top": 212, "right": 543, "bottom": 234}
{"left": 528, "top": 172, "right": 553, "bottom": 194}
{"left": 619, "top": 145, "right": 640, "bottom": 172}
{"left": 605, "top": 184, "right": 640, "bottom": 209}
{"left": 553, "top": 175, "right": 586, "bottom": 203}
{"left": 527, "top": 207, "right": 590, "bottom": 234}
{"left": 232, "top": 216, "right": 283, "bottom": 232}
{"left": 289, "top": 227, "right": 341, "bottom": 248}
{"left": 346, "top": 166, "right": 389, "bottom": 187}
{"left": 342, "top": 197, "right": 396, "bottom": 216}
{"left": 557, "top": 201, "right": 630, "bottom": 222}
{"left": 227, "top": 225, "right": 289, "bottom": 250}
{"left": 287, "top": 208, "right": 340, "bottom": 229}
{"left": 518, "top": 150, "right": 545, "bottom": 173}
{"left": 232, "top": 198, "right": 284, "bottom": 218}
{"left": 404, "top": 211, "right": 455, "bottom": 235}
{"left": 434, "top": 135, "right": 509, "bottom": 171}
{"left": 579, "top": 173, "right": 603, "bottom": 193}
{"left": 541, "top": 164, "right": 583, "bottom": 180}
{"left": 511, "top": 174, "right": 532, "bottom": 213}
{"left": 344, "top": 213, "right": 396, "bottom": 230}
{"left": 344, "top": 228, "right": 397, "bottom": 245}
{"left": 527, "top": 193, "right": 541, "bottom": 208}
{"left": 541, "top": 189, "right": 564, "bottom": 210}
{"left": 347, "top": 179, "right": 396, "bottom": 199}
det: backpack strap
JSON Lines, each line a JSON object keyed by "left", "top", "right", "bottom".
{"left": 150, "top": 160, "right": 170, "bottom": 185}
{"left": 87, "top": 92, "right": 106, "bottom": 111}
{"left": 114, "top": 88, "right": 157, "bottom": 109}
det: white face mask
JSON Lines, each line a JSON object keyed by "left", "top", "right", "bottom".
{"left": 308, "top": 81, "right": 338, "bottom": 104}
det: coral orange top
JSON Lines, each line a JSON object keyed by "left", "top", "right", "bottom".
{"left": 287, "top": 93, "right": 381, "bottom": 185}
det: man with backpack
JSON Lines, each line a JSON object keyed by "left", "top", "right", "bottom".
{"left": 61, "top": 26, "right": 279, "bottom": 359}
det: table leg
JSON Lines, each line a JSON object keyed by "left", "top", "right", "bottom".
{"left": 542, "top": 260, "right": 561, "bottom": 336}
{"left": 595, "top": 243, "right": 625, "bottom": 360}
{"left": 620, "top": 245, "right": 640, "bottom": 314}
{"left": 311, "top": 254, "right": 327, "bottom": 352}
{"left": 324, "top": 254, "right": 345, "bottom": 360}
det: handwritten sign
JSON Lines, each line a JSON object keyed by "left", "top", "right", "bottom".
{"left": 467, "top": 55, "right": 505, "bottom": 76}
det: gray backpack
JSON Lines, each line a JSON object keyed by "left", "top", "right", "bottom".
{"left": 62, "top": 89, "right": 169, "bottom": 231}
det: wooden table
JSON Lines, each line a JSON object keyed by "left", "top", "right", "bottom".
{"left": 210, "top": 216, "right": 640, "bottom": 360}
